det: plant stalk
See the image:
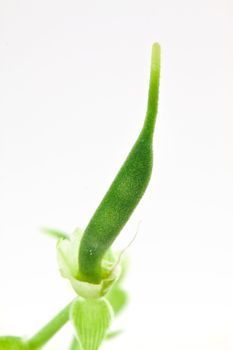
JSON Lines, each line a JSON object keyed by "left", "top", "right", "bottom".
{"left": 27, "top": 302, "right": 72, "bottom": 349}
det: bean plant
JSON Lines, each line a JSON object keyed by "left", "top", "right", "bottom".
{"left": 0, "top": 43, "right": 161, "bottom": 350}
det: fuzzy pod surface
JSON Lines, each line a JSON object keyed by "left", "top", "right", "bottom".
{"left": 79, "top": 43, "right": 161, "bottom": 283}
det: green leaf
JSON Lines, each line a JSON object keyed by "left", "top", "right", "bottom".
{"left": 41, "top": 227, "right": 69, "bottom": 240}
{"left": 105, "top": 329, "right": 123, "bottom": 340}
{"left": 0, "top": 337, "right": 28, "bottom": 350}
{"left": 106, "top": 286, "right": 128, "bottom": 315}
{"left": 70, "top": 298, "right": 113, "bottom": 350}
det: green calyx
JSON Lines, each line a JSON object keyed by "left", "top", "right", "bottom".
{"left": 78, "top": 43, "right": 161, "bottom": 283}
{"left": 57, "top": 229, "right": 121, "bottom": 298}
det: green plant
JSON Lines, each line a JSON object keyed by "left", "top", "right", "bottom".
{"left": 0, "top": 43, "right": 160, "bottom": 350}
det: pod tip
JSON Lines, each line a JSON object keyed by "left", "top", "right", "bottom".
{"left": 152, "top": 42, "right": 160, "bottom": 50}
{"left": 151, "top": 43, "right": 161, "bottom": 66}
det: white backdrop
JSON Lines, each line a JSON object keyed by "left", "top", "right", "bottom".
{"left": 0, "top": 1, "right": 233, "bottom": 349}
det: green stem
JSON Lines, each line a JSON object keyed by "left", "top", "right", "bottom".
{"left": 27, "top": 302, "right": 72, "bottom": 349}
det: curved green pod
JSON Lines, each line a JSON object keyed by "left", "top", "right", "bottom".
{"left": 79, "top": 43, "right": 161, "bottom": 283}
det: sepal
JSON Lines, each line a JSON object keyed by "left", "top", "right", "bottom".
{"left": 106, "top": 286, "right": 128, "bottom": 315}
{"left": 70, "top": 297, "right": 113, "bottom": 350}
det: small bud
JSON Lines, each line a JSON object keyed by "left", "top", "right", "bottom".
{"left": 70, "top": 297, "right": 113, "bottom": 350}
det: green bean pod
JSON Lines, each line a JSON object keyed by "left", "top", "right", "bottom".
{"left": 79, "top": 43, "right": 160, "bottom": 283}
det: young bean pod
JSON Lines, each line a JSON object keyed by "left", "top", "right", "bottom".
{"left": 79, "top": 43, "right": 161, "bottom": 283}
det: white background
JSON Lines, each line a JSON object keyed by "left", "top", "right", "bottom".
{"left": 0, "top": 0, "right": 233, "bottom": 349}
